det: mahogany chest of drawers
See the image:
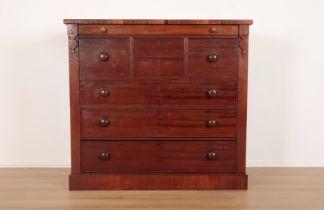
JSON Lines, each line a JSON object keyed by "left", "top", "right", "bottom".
{"left": 64, "top": 19, "right": 252, "bottom": 190}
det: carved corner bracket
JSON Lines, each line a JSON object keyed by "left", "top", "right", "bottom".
{"left": 67, "top": 26, "right": 79, "bottom": 54}
{"left": 238, "top": 25, "right": 249, "bottom": 55}
{"left": 238, "top": 34, "right": 248, "bottom": 54}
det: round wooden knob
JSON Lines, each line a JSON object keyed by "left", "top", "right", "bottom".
{"left": 207, "top": 152, "right": 217, "bottom": 160}
{"left": 99, "top": 89, "right": 110, "bottom": 97}
{"left": 208, "top": 89, "right": 217, "bottom": 97}
{"left": 207, "top": 120, "right": 217, "bottom": 127}
{"left": 207, "top": 54, "right": 217, "bottom": 62}
{"left": 98, "top": 53, "right": 109, "bottom": 61}
{"left": 100, "top": 152, "right": 110, "bottom": 160}
{"left": 100, "top": 27, "right": 107, "bottom": 33}
{"left": 99, "top": 119, "right": 109, "bottom": 127}
{"left": 209, "top": 27, "right": 217, "bottom": 33}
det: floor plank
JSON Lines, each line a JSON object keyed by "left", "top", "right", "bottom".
{"left": 0, "top": 168, "right": 323, "bottom": 210}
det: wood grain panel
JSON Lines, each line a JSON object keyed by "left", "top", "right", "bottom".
{"left": 80, "top": 80, "right": 237, "bottom": 107}
{"left": 134, "top": 38, "right": 183, "bottom": 57}
{"left": 79, "top": 38, "right": 129, "bottom": 78}
{"left": 67, "top": 24, "right": 81, "bottom": 174}
{"left": 80, "top": 109, "right": 237, "bottom": 138}
{"left": 188, "top": 38, "right": 239, "bottom": 79}
{"left": 80, "top": 141, "right": 236, "bottom": 173}
{"left": 134, "top": 58, "right": 184, "bottom": 78}
{"left": 78, "top": 25, "right": 238, "bottom": 36}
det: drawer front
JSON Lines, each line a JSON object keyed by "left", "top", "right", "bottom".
{"left": 80, "top": 81, "right": 237, "bottom": 107}
{"left": 134, "top": 58, "right": 184, "bottom": 78}
{"left": 79, "top": 25, "right": 238, "bottom": 36}
{"left": 80, "top": 141, "right": 236, "bottom": 173}
{"left": 81, "top": 109, "right": 237, "bottom": 138}
{"left": 79, "top": 38, "right": 129, "bottom": 78}
{"left": 188, "top": 39, "right": 238, "bottom": 79}
{"left": 134, "top": 38, "right": 184, "bottom": 57}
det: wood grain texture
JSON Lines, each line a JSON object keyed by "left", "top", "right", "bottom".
{"left": 79, "top": 38, "right": 130, "bottom": 78}
{"left": 70, "top": 174, "right": 246, "bottom": 190}
{"left": 188, "top": 38, "right": 238, "bottom": 79}
{"left": 134, "top": 57, "right": 184, "bottom": 78}
{"left": 236, "top": 25, "right": 250, "bottom": 174}
{"left": 63, "top": 19, "right": 253, "bottom": 25}
{"left": 80, "top": 80, "right": 237, "bottom": 108}
{"left": 1, "top": 168, "right": 324, "bottom": 209}
{"left": 67, "top": 24, "right": 81, "bottom": 174}
{"left": 78, "top": 25, "right": 238, "bottom": 36}
{"left": 80, "top": 109, "right": 237, "bottom": 138}
{"left": 134, "top": 38, "right": 184, "bottom": 57}
{"left": 80, "top": 141, "right": 236, "bottom": 173}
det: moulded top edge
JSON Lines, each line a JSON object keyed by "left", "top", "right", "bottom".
{"left": 63, "top": 19, "right": 253, "bottom": 25}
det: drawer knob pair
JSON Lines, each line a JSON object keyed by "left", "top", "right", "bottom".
{"left": 207, "top": 152, "right": 217, "bottom": 160}
{"left": 209, "top": 27, "right": 217, "bottom": 33}
{"left": 99, "top": 89, "right": 110, "bottom": 97}
{"left": 100, "top": 152, "right": 110, "bottom": 160}
{"left": 99, "top": 119, "right": 109, "bottom": 127}
{"left": 98, "top": 52, "right": 110, "bottom": 61}
{"left": 208, "top": 89, "right": 217, "bottom": 97}
{"left": 100, "top": 151, "right": 216, "bottom": 161}
{"left": 207, "top": 120, "right": 217, "bottom": 127}
{"left": 207, "top": 54, "right": 217, "bottom": 62}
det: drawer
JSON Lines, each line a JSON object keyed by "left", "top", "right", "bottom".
{"left": 134, "top": 38, "right": 183, "bottom": 57}
{"left": 134, "top": 58, "right": 183, "bottom": 78}
{"left": 80, "top": 81, "right": 237, "bottom": 108}
{"left": 79, "top": 25, "right": 238, "bottom": 36}
{"left": 79, "top": 38, "right": 129, "bottom": 78}
{"left": 80, "top": 141, "right": 236, "bottom": 173}
{"left": 80, "top": 109, "right": 237, "bottom": 138}
{"left": 188, "top": 39, "right": 238, "bottom": 79}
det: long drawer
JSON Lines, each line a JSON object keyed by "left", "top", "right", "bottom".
{"left": 80, "top": 109, "right": 237, "bottom": 138}
{"left": 80, "top": 141, "right": 236, "bottom": 173}
{"left": 80, "top": 81, "right": 237, "bottom": 108}
{"left": 79, "top": 25, "right": 238, "bottom": 36}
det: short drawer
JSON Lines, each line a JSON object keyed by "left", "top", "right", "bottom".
{"left": 79, "top": 25, "right": 238, "bottom": 36}
{"left": 134, "top": 38, "right": 183, "bottom": 58}
{"left": 80, "top": 141, "right": 236, "bottom": 173}
{"left": 79, "top": 38, "right": 129, "bottom": 78}
{"left": 80, "top": 81, "right": 237, "bottom": 108}
{"left": 80, "top": 109, "right": 237, "bottom": 138}
{"left": 134, "top": 58, "right": 184, "bottom": 78}
{"left": 188, "top": 38, "right": 238, "bottom": 79}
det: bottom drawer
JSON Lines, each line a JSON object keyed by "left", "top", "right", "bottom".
{"left": 80, "top": 141, "right": 236, "bottom": 173}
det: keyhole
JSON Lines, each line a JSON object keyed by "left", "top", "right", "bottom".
{"left": 155, "top": 82, "right": 160, "bottom": 89}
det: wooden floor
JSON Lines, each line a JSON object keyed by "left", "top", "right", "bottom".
{"left": 0, "top": 168, "right": 323, "bottom": 210}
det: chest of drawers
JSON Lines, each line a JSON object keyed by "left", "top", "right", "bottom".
{"left": 64, "top": 19, "right": 252, "bottom": 190}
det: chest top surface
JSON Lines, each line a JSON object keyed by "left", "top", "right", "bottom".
{"left": 64, "top": 19, "right": 253, "bottom": 25}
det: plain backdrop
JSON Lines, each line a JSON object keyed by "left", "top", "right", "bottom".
{"left": 0, "top": 0, "right": 324, "bottom": 167}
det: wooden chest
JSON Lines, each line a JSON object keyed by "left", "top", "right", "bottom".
{"left": 64, "top": 19, "right": 253, "bottom": 190}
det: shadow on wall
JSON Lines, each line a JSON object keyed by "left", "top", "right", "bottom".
{"left": 247, "top": 33, "right": 293, "bottom": 166}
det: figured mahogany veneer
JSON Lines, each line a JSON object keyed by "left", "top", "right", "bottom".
{"left": 64, "top": 19, "right": 252, "bottom": 190}
{"left": 80, "top": 81, "right": 237, "bottom": 108}
{"left": 81, "top": 141, "right": 236, "bottom": 173}
{"left": 78, "top": 25, "right": 238, "bottom": 36}
{"left": 80, "top": 109, "right": 237, "bottom": 138}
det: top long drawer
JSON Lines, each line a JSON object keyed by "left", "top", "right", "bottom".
{"left": 79, "top": 25, "right": 238, "bottom": 36}
{"left": 80, "top": 81, "right": 237, "bottom": 108}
